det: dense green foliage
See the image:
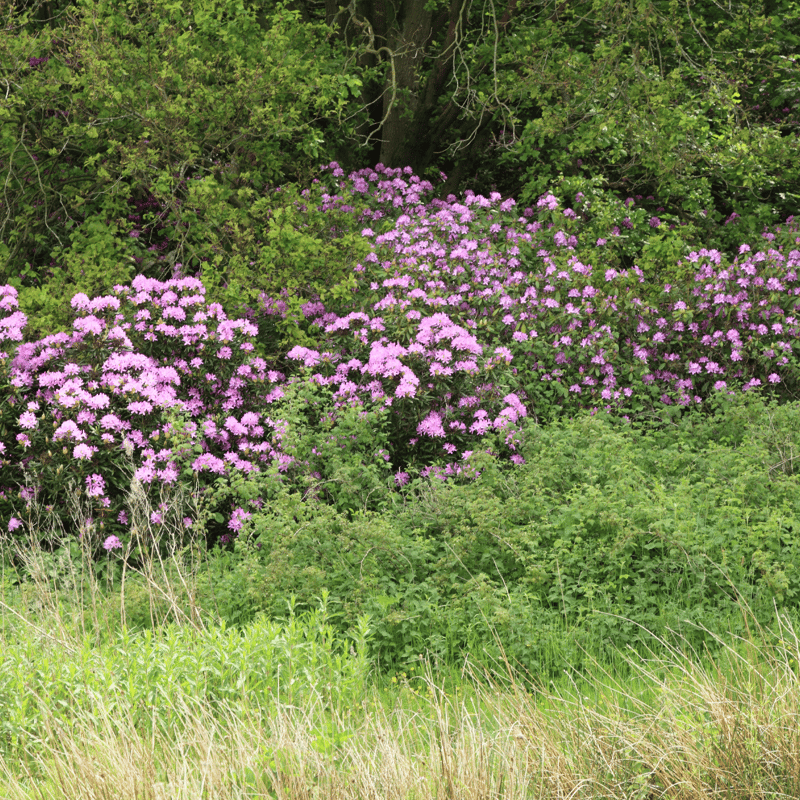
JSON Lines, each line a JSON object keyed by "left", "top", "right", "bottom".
{"left": 1, "top": 0, "right": 365, "bottom": 333}
{"left": 503, "top": 0, "right": 800, "bottom": 209}
{"left": 166, "top": 395, "right": 800, "bottom": 672}
{"left": 3, "top": 0, "right": 799, "bottom": 316}
{"left": 5, "top": 393, "right": 798, "bottom": 674}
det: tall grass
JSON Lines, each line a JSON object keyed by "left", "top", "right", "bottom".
{"left": 2, "top": 525, "right": 800, "bottom": 798}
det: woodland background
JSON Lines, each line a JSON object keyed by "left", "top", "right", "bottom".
{"left": 3, "top": 0, "right": 799, "bottom": 332}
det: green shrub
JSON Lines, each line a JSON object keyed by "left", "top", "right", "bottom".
{"left": 1, "top": 0, "right": 363, "bottom": 337}
{"left": 177, "top": 396, "right": 800, "bottom": 674}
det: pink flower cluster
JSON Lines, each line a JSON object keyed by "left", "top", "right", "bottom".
{"left": 1, "top": 162, "right": 799, "bottom": 544}
{"left": 0, "top": 276, "right": 293, "bottom": 539}
{"left": 285, "top": 164, "right": 800, "bottom": 417}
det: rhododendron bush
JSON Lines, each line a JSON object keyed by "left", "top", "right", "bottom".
{"left": 1, "top": 163, "right": 799, "bottom": 553}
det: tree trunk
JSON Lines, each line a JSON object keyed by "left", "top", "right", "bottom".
{"left": 376, "top": 0, "right": 432, "bottom": 166}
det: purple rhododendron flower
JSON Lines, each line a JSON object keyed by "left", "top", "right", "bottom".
{"left": 18, "top": 411, "right": 38, "bottom": 429}
{"left": 73, "top": 443, "right": 97, "bottom": 460}
{"left": 417, "top": 411, "right": 446, "bottom": 437}
{"left": 54, "top": 420, "right": 86, "bottom": 442}
{"left": 86, "top": 473, "right": 106, "bottom": 497}
{"left": 228, "top": 507, "right": 252, "bottom": 531}
{"left": 103, "top": 535, "right": 123, "bottom": 551}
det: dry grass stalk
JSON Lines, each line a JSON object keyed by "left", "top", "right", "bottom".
{"left": 2, "top": 615, "right": 800, "bottom": 800}
{"left": 3, "top": 486, "right": 800, "bottom": 798}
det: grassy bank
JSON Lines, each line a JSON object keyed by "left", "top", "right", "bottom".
{"left": 0, "top": 577, "right": 799, "bottom": 798}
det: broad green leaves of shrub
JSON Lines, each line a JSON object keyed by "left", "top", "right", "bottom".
{"left": 503, "top": 0, "right": 800, "bottom": 234}
{"left": 1, "top": 0, "right": 363, "bottom": 336}
{"left": 189, "top": 396, "right": 800, "bottom": 673}
{"left": 192, "top": 182, "right": 372, "bottom": 354}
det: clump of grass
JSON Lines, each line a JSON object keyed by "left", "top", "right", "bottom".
{"left": 0, "top": 470, "right": 215, "bottom": 641}
{"left": 2, "top": 562, "right": 800, "bottom": 799}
